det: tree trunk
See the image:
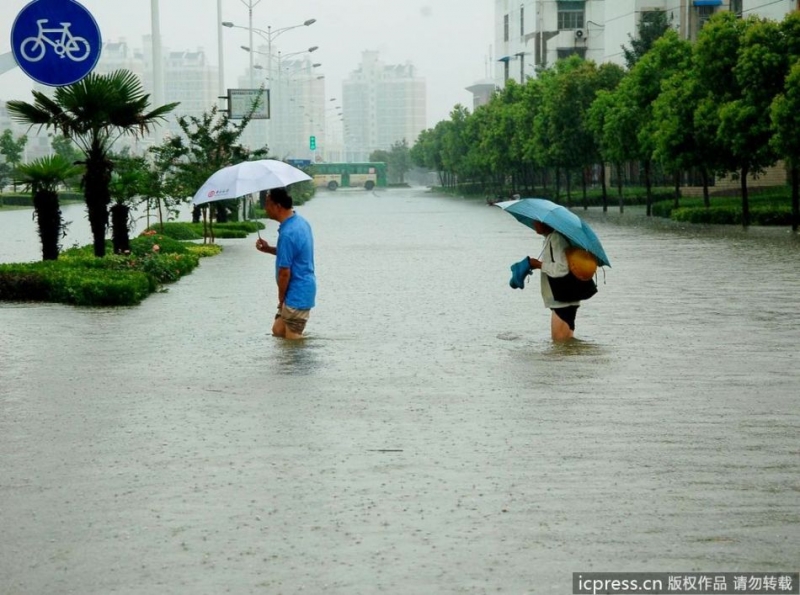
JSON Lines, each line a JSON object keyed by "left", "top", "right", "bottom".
{"left": 673, "top": 171, "right": 680, "bottom": 209}
{"left": 157, "top": 197, "right": 165, "bottom": 231}
{"left": 701, "top": 169, "right": 710, "bottom": 208}
{"left": 565, "top": 169, "right": 572, "bottom": 208}
{"left": 601, "top": 162, "right": 608, "bottom": 213}
{"left": 555, "top": 167, "right": 561, "bottom": 203}
{"left": 644, "top": 159, "right": 653, "bottom": 217}
{"left": 792, "top": 165, "right": 799, "bottom": 233}
{"left": 84, "top": 153, "right": 112, "bottom": 257}
{"left": 110, "top": 203, "right": 131, "bottom": 254}
{"left": 582, "top": 167, "right": 588, "bottom": 210}
{"left": 216, "top": 203, "right": 228, "bottom": 223}
{"left": 617, "top": 163, "right": 624, "bottom": 214}
{"left": 33, "top": 189, "right": 62, "bottom": 261}
{"left": 741, "top": 165, "right": 750, "bottom": 228}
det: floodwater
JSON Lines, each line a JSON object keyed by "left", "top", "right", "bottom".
{"left": 1, "top": 189, "right": 798, "bottom": 594}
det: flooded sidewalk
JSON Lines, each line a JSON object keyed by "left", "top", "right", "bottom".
{"left": 1, "top": 189, "right": 799, "bottom": 594}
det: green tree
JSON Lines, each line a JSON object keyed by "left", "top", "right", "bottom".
{"left": 14, "top": 155, "right": 83, "bottom": 260}
{"left": 6, "top": 69, "right": 179, "bottom": 257}
{"left": 410, "top": 127, "right": 445, "bottom": 187}
{"left": 627, "top": 29, "right": 693, "bottom": 214}
{"left": 388, "top": 139, "right": 411, "bottom": 184}
{"left": 651, "top": 30, "right": 716, "bottom": 208}
{"left": 143, "top": 140, "right": 194, "bottom": 231}
{"left": 150, "top": 104, "right": 267, "bottom": 228}
{"left": 108, "top": 153, "right": 149, "bottom": 253}
{"left": 592, "top": 88, "right": 639, "bottom": 213}
{"left": 440, "top": 106, "right": 471, "bottom": 190}
{"left": 49, "top": 134, "right": 83, "bottom": 189}
{"left": 0, "top": 129, "right": 28, "bottom": 192}
{"left": 369, "top": 149, "right": 390, "bottom": 165}
{"left": 712, "top": 15, "right": 785, "bottom": 226}
{"left": 622, "top": 10, "right": 672, "bottom": 69}
{"left": 50, "top": 134, "right": 83, "bottom": 164}
{"left": 0, "top": 162, "right": 11, "bottom": 194}
{"left": 770, "top": 61, "right": 800, "bottom": 232}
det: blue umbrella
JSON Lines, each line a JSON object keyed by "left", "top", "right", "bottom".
{"left": 495, "top": 198, "right": 611, "bottom": 267}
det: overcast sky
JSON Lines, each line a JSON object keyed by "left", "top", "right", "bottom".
{"left": 1, "top": 0, "right": 495, "bottom": 128}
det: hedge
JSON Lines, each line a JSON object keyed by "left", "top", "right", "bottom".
{"left": 144, "top": 221, "right": 265, "bottom": 240}
{"left": 0, "top": 233, "right": 218, "bottom": 306}
{"left": 671, "top": 205, "right": 794, "bottom": 226}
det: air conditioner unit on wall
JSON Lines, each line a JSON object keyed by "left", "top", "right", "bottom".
{"left": 574, "top": 29, "right": 585, "bottom": 40}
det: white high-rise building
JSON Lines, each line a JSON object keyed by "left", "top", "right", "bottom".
{"left": 342, "top": 51, "right": 426, "bottom": 163}
{"left": 494, "top": 0, "right": 800, "bottom": 88}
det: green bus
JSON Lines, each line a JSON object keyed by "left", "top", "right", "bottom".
{"left": 311, "top": 162, "right": 387, "bottom": 191}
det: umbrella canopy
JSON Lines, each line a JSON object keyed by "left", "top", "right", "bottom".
{"left": 192, "top": 159, "right": 311, "bottom": 206}
{"left": 495, "top": 198, "right": 611, "bottom": 267}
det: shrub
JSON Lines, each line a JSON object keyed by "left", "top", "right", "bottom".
{"left": 47, "top": 268, "right": 151, "bottom": 306}
{"left": 2, "top": 240, "right": 205, "bottom": 306}
{"left": 130, "top": 233, "right": 189, "bottom": 255}
{"left": 669, "top": 204, "right": 793, "bottom": 226}
{"left": 143, "top": 222, "right": 202, "bottom": 240}
{"left": 0, "top": 265, "right": 52, "bottom": 301}
{"left": 752, "top": 206, "right": 793, "bottom": 226}
{"left": 671, "top": 206, "right": 742, "bottom": 225}
{"left": 0, "top": 262, "right": 151, "bottom": 306}
{"left": 186, "top": 244, "right": 223, "bottom": 258}
{"left": 144, "top": 221, "right": 264, "bottom": 240}
{"left": 137, "top": 252, "right": 199, "bottom": 285}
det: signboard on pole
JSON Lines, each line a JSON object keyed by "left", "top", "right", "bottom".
{"left": 227, "top": 89, "right": 270, "bottom": 120}
{"left": 11, "top": 0, "right": 102, "bottom": 86}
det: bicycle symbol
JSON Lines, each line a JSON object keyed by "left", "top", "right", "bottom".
{"left": 20, "top": 19, "right": 91, "bottom": 63}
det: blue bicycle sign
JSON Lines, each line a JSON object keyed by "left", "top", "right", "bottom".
{"left": 11, "top": 0, "right": 102, "bottom": 86}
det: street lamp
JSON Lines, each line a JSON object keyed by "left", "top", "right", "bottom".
{"left": 222, "top": 18, "right": 315, "bottom": 91}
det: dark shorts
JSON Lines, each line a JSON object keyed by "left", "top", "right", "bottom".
{"left": 552, "top": 306, "right": 579, "bottom": 331}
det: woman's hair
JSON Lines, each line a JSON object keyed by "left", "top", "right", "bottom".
{"left": 268, "top": 187, "right": 293, "bottom": 209}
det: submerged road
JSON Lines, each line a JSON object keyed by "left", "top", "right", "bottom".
{"left": 1, "top": 188, "right": 799, "bottom": 594}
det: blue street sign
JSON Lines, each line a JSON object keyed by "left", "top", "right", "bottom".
{"left": 11, "top": 0, "right": 102, "bottom": 87}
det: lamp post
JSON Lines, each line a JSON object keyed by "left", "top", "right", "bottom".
{"left": 223, "top": 18, "right": 315, "bottom": 153}
{"left": 230, "top": 0, "right": 263, "bottom": 88}
{"left": 222, "top": 18, "right": 316, "bottom": 93}
{"left": 151, "top": 0, "right": 164, "bottom": 141}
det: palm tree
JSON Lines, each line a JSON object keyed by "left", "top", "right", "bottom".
{"left": 6, "top": 70, "right": 179, "bottom": 257}
{"left": 14, "top": 155, "right": 83, "bottom": 261}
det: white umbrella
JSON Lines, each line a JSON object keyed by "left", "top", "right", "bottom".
{"left": 192, "top": 159, "right": 311, "bottom": 206}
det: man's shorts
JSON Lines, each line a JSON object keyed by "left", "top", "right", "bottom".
{"left": 275, "top": 304, "right": 310, "bottom": 335}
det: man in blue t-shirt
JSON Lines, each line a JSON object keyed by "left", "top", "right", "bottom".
{"left": 255, "top": 187, "right": 316, "bottom": 339}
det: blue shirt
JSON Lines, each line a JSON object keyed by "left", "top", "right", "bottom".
{"left": 275, "top": 213, "right": 316, "bottom": 309}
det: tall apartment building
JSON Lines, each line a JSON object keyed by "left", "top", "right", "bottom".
{"left": 342, "top": 51, "right": 426, "bottom": 163}
{"left": 494, "top": 0, "right": 800, "bottom": 87}
{"left": 97, "top": 38, "right": 218, "bottom": 143}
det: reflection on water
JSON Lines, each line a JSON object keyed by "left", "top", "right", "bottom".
{"left": 1, "top": 190, "right": 799, "bottom": 594}
{"left": 540, "top": 337, "right": 609, "bottom": 359}
{"left": 271, "top": 339, "right": 324, "bottom": 375}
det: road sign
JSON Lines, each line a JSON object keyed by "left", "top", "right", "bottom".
{"left": 11, "top": 0, "right": 102, "bottom": 87}
{"left": 227, "top": 88, "right": 269, "bottom": 119}
{"left": 310, "top": 136, "right": 316, "bottom": 151}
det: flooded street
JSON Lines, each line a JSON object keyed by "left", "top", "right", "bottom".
{"left": 1, "top": 188, "right": 799, "bottom": 594}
